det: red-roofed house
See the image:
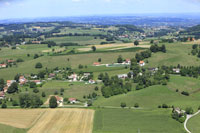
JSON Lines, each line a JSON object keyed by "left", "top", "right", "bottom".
{"left": 0, "top": 64, "right": 7, "bottom": 68}
{"left": 69, "top": 98, "right": 77, "bottom": 104}
{"left": 55, "top": 96, "right": 63, "bottom": 106}
{"left": 7, "top": 80, "right": 16, "bottom": 87}
{"left": 93, "top": 62, "right": 101, "bottom": 66}
{"left": 139, "top": 61, "right": 145, "bottom": 67}
{"left": 19, "top": 76, "right": 27, "bottom": 85}
{"left": 7, "top": 60, "right": 15, "bottom": 63}
{"left": 49, "top": 73, "right": 56, "bottom": 78}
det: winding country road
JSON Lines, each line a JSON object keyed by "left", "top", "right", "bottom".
{"left": 184, "top": 110, "right": 200, "bottom": 133}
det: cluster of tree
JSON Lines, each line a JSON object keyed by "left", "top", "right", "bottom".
{"left": 0, "top": 79, "right": 4, "bottom": 91}
{"left": 130, "top": 60, "right": 170, "bottom": 90}
{"left": 116, "top": 25, "right": 144, "bottom": 33}
{"left": 150, "top": 44, "right": 166, "bottom": 53}
{"left": 41, "top": 41, "right": 56, "bottom": 48}
{"left": 7, "top": 82, "right": 18, "bottom": 94}
{"left": 35, "top": 62, "right": 43, "bottom": 69}
{"left": 19, "top": 93, "right": 43, "bottom": 108}
{"left": 154, "top": 29, "right": 171, "bottom": 37}
{"left": 83, "top": 92, "right": 98, "bottom": 100}
{"left": 99, "top": 73, "right": 132, "bottom": 98}
{"left": 191, "top": 44, "right": 200, "bottom": 57}
{"left": 180, "top": 66, "right": 200, "bottom": 78}
{"left": 135, "top": 50, "right": 152, "bottom": 62}
{"left": 161, "top": 39, "right": 174, "bottom": 43}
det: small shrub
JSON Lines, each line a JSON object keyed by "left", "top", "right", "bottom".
{"left": 121, "top": 102, "right": 126, "bottom": 108}
{"left": 181, "top": 91, "right": 189, "bottom": 96}
{"left": 134, "top": 103, "right": 139, "bottom": 108}
{"left": 178, "top": 117, "right": 186, "bottom": 123}
{"left": 33, "top": 88, "right": 39, "bottom": 93}
{"left": 1, "top": 103, "right": 7, "bottom": 108}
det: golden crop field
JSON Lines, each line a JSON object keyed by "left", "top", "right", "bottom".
{"left": 0, "top": 108, "right": 94, "bottom": 133}
{"left": 78, "top": 42, "right": 150, "bottom": 51}
{"left": 0, "top": 109, "right": 45, "bottom": 128}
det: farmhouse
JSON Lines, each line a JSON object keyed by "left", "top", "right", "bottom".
{"left": 173, "top": 68, "right": 180, "bottom": 74}
{"left": 93, "top": 62, "right": 101, "bottom": 66}
{"left": 7, "top": 80, "right": 16, "bottom": 87}
{"left": 7, "top": 60, "right": 15, "bottom": 63}
{"left": 148, "top": 68, "right": 158, "bottom": 74}
{"left": 68, "top": 73, "right": 78, "bottom": 81}
{"left": 31, "top": 41, "right": 41, "bottom": 44}
{"left": 31, "top": 80, "right": 42, "bottom": 85}
{"left": 88, "top": 79, "right": 96, "bottom": 84}
{"left": 19, "top": 76, "right": 27, "bottom": 85}
{"left": 69, "top": 98, "right": 77, "bottom": 104}
{"left": 174, "top": 107, "right": 185, "bottom": 115}
{"left": 0, "top": 91, "right": 5, "bottom": 99}
{"left": 139, "top": 61, "right": 145, "bottom": 67}
{"left": 49, "top": 73, "right": 56, "bottom": 78}
{"left": 125, "top": 59, "right": 131, "bottom": 64}
{"left": 0, "top": 64, "right": 7, "bottom": 68}
{"left": 55, "top": 96, "right": 63, "bottom": 107}
{"left": 118, "top": 74, "right": 128, "bottom": 79}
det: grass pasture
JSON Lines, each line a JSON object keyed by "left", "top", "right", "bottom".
{"left": 93, "top": 108, "right": 185, "bottom": 133}
{"left": 0, "top": 51, "right": 138, "bottom": 80}
{"left": 147, "top": 43, "right": 200, "bottom": 67}
{"left": 187, "top": 113, "right": 200, "bottom": 133}
{"left": 94, "top": 85, "right": 200, "bottom": 110}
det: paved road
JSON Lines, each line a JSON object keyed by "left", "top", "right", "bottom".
{"left": 184, "top": 110, "right": 200, "bottom": 133}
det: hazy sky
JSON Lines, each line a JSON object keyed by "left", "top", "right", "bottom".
{"left": 0, "top": 0, "right": 200, "bottom": 20}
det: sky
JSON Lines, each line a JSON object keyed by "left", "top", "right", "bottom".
{"left": 0, "top": 0, "right": 200, "bottom": 20}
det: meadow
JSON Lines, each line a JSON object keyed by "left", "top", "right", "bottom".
{"left": 94, "top": 75, "right": 200, "bottom": 110}
{"left": 93, "top": 108, "right": 185, "bottom": 133}
{"left": 146, "top": 42, "right": 200, "bottom": 67}
{"left": 187, "top": 113, "right": 200, "bottom": 133}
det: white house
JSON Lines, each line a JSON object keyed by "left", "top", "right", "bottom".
{"left": 139, "top": 61, "right": 145, "bottom": 67}
{"left": 68, "top": 73, "right": 78, "bottom": 81}
{"left": 118, "top": 74, "right": 128, "bottom": 79}
{"left": 173, "top": 68, "right": 180, "bottom": 74}
{"left": 69, "top": 98, "right": 77, "bottom": 104}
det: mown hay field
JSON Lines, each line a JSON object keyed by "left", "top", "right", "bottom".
{"left": 0, "top": 109, "right": 44, "bottom": 129}
{"left": 0, "top": 109, "right": 94, "bottom": 133}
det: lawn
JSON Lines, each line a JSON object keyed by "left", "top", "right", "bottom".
{"left": 93, "top": 108, "right": 185, "bottom": 133}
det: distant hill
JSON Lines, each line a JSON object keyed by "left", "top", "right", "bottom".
{"left": 181, "top": 25, "right": 200, "bottom": 35}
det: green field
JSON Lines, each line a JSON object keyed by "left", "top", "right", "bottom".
{"left": 146, "top": 43, "right": 200, "bottom": 67}
{"left": 46, "top": 36, "right": 107, "bottom": 45}
{"left": 0, "top": 124, "right": 26, "bottom": 133}
{"left": 93, "top": 108, "right": 185, "bottom": 133}
{"left": 187, "top": 114, "right": 200, "bottom": 133}
{"left": 94, "top": 84, "right": 200, "bottom": 110}
{"left": 0, "top": 48, "right": 137, "bottom": 80}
